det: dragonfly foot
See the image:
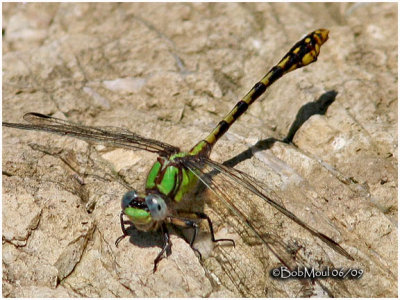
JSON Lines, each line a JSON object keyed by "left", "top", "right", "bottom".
{"left": 115, "top": 234, "right": 127, "bottom": 247}
{"left": 191, "top": 246, "right": 203, "bottom": 260}
{"left": 214, "top": 238, "right": 235, "bottom": 247}
{"left": 153, "top": 223, "right": 172, "bottom": 273}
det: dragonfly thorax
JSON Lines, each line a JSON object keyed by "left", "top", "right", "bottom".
{"left": 145, "top": 152, "right": 199, "bottom": 203}
{"left": 121, "top": 151, "right": 198, "bottom": 232}
{"left": 120, "top": 151, "right": 199, "bottom": 232}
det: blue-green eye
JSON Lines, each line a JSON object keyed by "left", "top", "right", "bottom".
{"left": 121, "top": 190, "right": 138, "bottom": 210}
{"left": 145, "top": 194, "right": 167, "bottom": 221}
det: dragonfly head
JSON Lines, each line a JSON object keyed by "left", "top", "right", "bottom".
{"left": 121, "top": 190, "right": 168, "bottom": 231}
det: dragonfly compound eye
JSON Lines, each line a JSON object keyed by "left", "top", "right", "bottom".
{"left": 145, "top": 194, "right": 167, "bottom": 221}
{"left": 121, "top": 190, "right": 139, "bottom": 210}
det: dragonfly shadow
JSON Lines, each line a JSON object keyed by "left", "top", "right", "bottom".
{"left": 120, "top": 222, "right": 191, "bottom": 257}
{"left": 282, "top": 90, "right": 338, "bottom": 144}
{"left": 121, "top": 224, "right": 167, "bottom": 250}
{"left": 223, "top": 90, "right": 337, "bottom": 168}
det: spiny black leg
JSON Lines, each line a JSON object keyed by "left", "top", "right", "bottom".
{"left": 193, "top": 212, "right": 235, "bottom": 247}
{"left": 115, "top": 211, "right": 128, "bottom": 247}
{"left": 166, "top": 216, "right": 203, "bottom": 259}
{"left": 153, "top": 223, "right": 171, "bottom": 273}
{"left": 186, "top": 220, "right": 203, "bottom": 260}
{"left": 189, "top": 221, "right": 198, "bottom": 247}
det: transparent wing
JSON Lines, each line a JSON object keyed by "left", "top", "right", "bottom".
{"left": 181, "top": 155, "right": 354, "bottom": 269}
{"left": 3, "top": 112, "right": 180, "bottom": 155}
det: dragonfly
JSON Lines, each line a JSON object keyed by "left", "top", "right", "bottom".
{"left": 2, "top": 29, "right": 354, "bottom": 273}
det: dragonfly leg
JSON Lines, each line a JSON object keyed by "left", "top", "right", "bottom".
{"left": 115, "top": 211, "right": 129, "bottom": 247}
{"left": 169, "top": 211, "right": 235, "bottom": 259}
{"left": 153, "top": 222, "right": 171, "bottom": 273}
{"left": 188, "top": 223, "right": 203, "bottom": 260}
{"left": 191, "top": 212, "right": 235, "bottom": 247}
{"left": 167, "top": 216, "right": 203, "bottom": 259}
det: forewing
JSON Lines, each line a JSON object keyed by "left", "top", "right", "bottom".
{"left": 3, "top": 112, "right": 180, "bottom": 155}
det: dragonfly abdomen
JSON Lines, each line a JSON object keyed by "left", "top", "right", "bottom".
{"left": 189, "top": 29, "right": 329, "bottom": 155}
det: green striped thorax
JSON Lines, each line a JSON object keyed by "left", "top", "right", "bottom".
{"left": 121, "top": 151, "right": 199, "bottom": 231}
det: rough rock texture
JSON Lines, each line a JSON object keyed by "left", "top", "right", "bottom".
{"left": 2, "top": 3, "right": 397, "bottom": 297}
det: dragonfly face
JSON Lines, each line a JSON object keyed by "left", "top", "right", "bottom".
{"left": 121, "top": 190, "right": 168, "bottom": 232}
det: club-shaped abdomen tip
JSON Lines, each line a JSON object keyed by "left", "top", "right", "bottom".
{"left": 316, "top": 28, "right": 329, "bottom": 45}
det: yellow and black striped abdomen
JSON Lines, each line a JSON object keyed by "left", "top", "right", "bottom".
{"left": 190, "top": 29, "right": 329, "bottom": 156}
